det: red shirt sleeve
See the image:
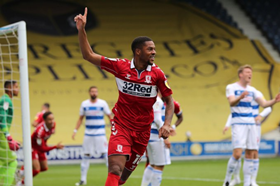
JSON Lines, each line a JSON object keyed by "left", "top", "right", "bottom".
{"left": 32, "top": 125, "right": 56, "bottom": 152}
{"left": 174, "top": 100, "right": 182, "bottom": 116}
{"left": 34, "top": 112, "right": 43, "bottom": 123}
{"left": 100, "top": 56, "right": 127, "bottom": 76}
{"left": 36, "top": 139, "right": 57, "bottom": 152}
{"left": 156, "top": 68, "right": 172, "bottom": 97}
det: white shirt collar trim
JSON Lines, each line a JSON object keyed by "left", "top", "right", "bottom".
{"left": 130, "top": 58, "right": 155, "bottom": 72}
{"left": 44, "top": 123, "right": 49, "bottom": 132}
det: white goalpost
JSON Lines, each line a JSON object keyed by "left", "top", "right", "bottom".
{"left": 0, "top": 21, "right": 32, "bottom": 186}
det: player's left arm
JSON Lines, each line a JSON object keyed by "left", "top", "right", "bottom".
{"left": 255, "top": 95, "right": 272, "bottom": 124}
{"left": 157, "top": 69, "right": 174, "bottom": 139}
{"left": 36, "top": 137, "right": 59, "bottom": 152}
{"left": 256, "top": 92, "right": 280, "bottom": 108}
{"left": 159, "top": 95, "right": 174, "bottom": 139}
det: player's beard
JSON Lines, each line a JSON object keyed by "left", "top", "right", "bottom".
{"left": 91, "top": 95, "right": 97, "bottom": 100}
{"left": 147, "top": 59, "right": 153, "bottom": 65}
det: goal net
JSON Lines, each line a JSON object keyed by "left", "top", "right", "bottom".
{"left": 0, "top": 21, "right": 32, "bottom": 186}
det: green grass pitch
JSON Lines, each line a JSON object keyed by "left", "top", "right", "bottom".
{"left": 32, "top": 157, "right": 280, "bottom": 186}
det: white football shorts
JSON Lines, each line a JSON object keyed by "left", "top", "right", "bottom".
{"left": 82, "top": 135, "right": 108, "bottom": 157}
{"left": 146, "top": 140, "right": 171, "bottom": 166}
{"left": 231, "top": 124, "right": 258, "bottom": 150}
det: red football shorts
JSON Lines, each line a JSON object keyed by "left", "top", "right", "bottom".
{"left": 108, "top": 120, "right": 150, "bottom": 171}
{"left": 32, "top": 149, "right": 47, "bottom": 161}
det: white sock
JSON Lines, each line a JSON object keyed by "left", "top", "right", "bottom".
{"left": 80, "top": 156, "right": 90, "bottom": 182}
{"left": 141, "top": 165, "right": 154, "bottom": 186}
{"left": 251, "top": 159, "right": 259, "bottom": 183}
{"left": 243, "top": 158, "right": 253, "bottom": 186}
{"left": 19, "top": 170, "right": 24, "bottom": 176}
{"left": 224, "top": 156, "right": 238, "bottom": 183}
{"left": 151, "top": 169, "right": 163, "bottom": 186}
{"left": 233, "top": 158, "right": 242, "bottom": 181}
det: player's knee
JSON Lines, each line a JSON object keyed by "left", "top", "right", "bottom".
{"left": 40, "top": 167, "right": 48, "bottom": 172}
{"left": 233, "top": 154, "right": 241, "bottom": 160}
{"left": 108, "top": 164, "right": 123, "bottom": 176}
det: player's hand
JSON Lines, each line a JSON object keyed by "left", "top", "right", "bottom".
{"left": 274, "top": 92, "right": 280, "bottom": 103}
{"left": 7, "top": 136, "right": 20, "bottom": 151}
{"left": 239, "top": 91, "right": 249, "bottom": 99}
{"left": 164, "top": 138, "right": 171, "bottom": 149}
{"left": 255, "top": 115, "right": 263, "bottom": 124}
{"left": 56, "top": 142, "right": 64, "bottom": 149}
{"left": 223, "top": 127, "right": 229, "bottom": 135}
{"left": 159, "top": 124, "right": 170, "bottom": 139}
{"left": 72, "top": 132, "right": 76, "bottom": 140}
{"left": 32, "top": 121, "right": 38, "bottom": 127}
{"left": 74, "top": 7, "right": 88, "bottom": 30}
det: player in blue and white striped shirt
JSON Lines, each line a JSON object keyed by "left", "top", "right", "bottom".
{"left": 72, "top": 86, "right": 112, "bottom": 186}
{"left": 223, "top": 89, "right": 272, "bottom": 186}
{"left": 222, "top": 65, "right": 280, "bottom": 186}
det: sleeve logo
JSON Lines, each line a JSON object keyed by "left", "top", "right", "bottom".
{"left": 3, "top": 102, "right": 9, "bottom": 110}
{"left": 164, "top": 80, "right": 171, "bottom": 89}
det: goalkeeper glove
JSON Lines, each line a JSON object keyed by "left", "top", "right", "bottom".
{"left": 6, "top": 136, "right": 20, "bottom": 151}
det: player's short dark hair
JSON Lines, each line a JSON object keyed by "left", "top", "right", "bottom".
{"left": 131, "top": 36, "right": 153, "bottom": 55}
{"left": 43, "top": 103, "right": 50, "bottom": 108}
{"left": 43, "top": 111, "right": 52, "bottom": 120}
{"left": 89, "top": 86, "right": 97, "bottom": 92}
{"left": 4, "top": 80, "right": 17, "bottom": 93}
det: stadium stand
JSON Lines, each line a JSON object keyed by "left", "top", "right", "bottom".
{"left": 181, "top": 0, "right": 240, "bottom": 29}
{"left": 236, "top": 0, "right": 280, "bottom": 53}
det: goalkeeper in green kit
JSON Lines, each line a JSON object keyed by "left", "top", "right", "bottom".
{"left": 0, "top": 80, "right": 20, "bottom": 185}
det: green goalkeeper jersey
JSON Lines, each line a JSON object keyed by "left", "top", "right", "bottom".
{"left": 0, "top": 94, "right": 17, "bottom": 163}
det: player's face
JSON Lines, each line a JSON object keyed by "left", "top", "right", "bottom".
{"left": 240, "top": 68, "right": 252, "bottom": 84}
{"left": 140, "top": 41, "right": 156, "bottom": 65}
{"left": 12, "top": 83, "right": 19, "bottom": 97}
{"left": 45, "top": 114, "right": 54, "bottom": 129}
{"left": 89, "top": 88, "right": 98, "bottom": 100}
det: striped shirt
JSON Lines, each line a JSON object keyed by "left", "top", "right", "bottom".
{"left": 79, "top": 99, "right": 111, "bottom": 136}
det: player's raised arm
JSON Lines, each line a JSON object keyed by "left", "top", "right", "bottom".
{"left": 75, "top": 7, "right": 101, "bottom": 66}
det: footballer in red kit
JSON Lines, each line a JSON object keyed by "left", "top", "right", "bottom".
{"left": 31, "top": 121, "right": 56, "bottom": 161}
{"left": 17, "top": 112, "right": 63, "bottom": 185}
{"left": 32, "top": 103, "right": 50, "bottom": 127}
{"left": 75, "top": 7, "right": 174, "bottom": 186}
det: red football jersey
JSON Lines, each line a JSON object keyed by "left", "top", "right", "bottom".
{"left": 101, "top": 57, "right": 172, "bottom": 131}
{"left": 34, "top": 111, "right": 44, "bottom": 124}
{"left": 31, "top": 122, "right": 56, "bottom": 153}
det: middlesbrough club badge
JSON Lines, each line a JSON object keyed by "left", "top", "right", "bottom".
{"left": 144, "top": 75, "right": 152, "bottom": 84}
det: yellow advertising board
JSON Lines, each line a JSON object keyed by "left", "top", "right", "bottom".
{"left": 0, "top": 0, "right": 279, "bottom": 145}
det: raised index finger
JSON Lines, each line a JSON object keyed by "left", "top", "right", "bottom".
{"left": 84, "top": 7, "right": 88, "bottom": 17}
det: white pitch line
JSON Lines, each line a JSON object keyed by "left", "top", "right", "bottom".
{"left": 131, "top": 175, "right": 280, "bottom": 185}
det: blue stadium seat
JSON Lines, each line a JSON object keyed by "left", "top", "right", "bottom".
{"left": 180, "top": 0, "right": 241, "bottom": 30}
{"left": 236, "top": 0, "right": 280, "bottom": 53}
